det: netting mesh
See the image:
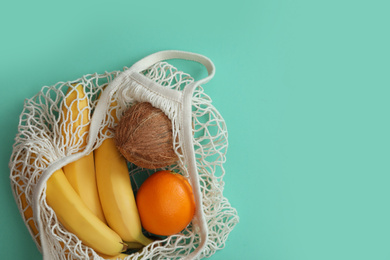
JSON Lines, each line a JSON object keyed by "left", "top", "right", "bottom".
{"left": 9, "top": 61, "right": 238, "bottom": 260}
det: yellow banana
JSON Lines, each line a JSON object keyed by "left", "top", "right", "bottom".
{"left": 95, "top": 138, "right": 153, "bottom": 246}
{"left": 60, "top": 84, "right": 106, "bottom": 223}
{"left": 46, "top": 168, "right": 127, "bottom": 256}
{"left": 12, "top": 154, "right": 41, "bottom": 246}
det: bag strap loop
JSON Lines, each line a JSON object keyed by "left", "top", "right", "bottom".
{"left": 34, "top": 50, "right": 215, "bottom": 260}
{"left": 131, "top": 50, "right": 215, "bottom": 86}
{"left": 129, "top": 50, "right": 215, "bottom": 259}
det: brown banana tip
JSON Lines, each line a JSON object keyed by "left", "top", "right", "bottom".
{"left": 121, "top": 242, "right": 128, "bottom": 252}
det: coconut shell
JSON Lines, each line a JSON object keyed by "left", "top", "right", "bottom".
{"left": 114, "top": 102, "right": 178, "bottom": 169}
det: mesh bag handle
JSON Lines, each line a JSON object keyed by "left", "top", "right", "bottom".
{"left": 131, "top": 50, "right": 216, "bottom": 259}
{"left": 32, "top": 50, "right": 217, "bottom": 259}
{"left": 131, "top": 50, "right": 215, "bottom": 81}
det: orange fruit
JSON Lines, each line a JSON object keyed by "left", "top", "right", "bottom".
{"left": 136, "top": 170, "right": 196, "bottom": 236}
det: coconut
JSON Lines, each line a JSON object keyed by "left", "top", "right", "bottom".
{"left": 114, "top": 102, "right": 178, "bottom": 169}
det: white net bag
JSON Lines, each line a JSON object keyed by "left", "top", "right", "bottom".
{"left": 9, "top": 50, "right": 239, "bottom": 260}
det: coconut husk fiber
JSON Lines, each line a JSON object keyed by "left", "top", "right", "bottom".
{"left": 114, "top": 102, "right": 178, "bottom": 169}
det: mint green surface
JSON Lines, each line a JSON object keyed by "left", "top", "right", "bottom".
{"left": 2, "top": 0, "right": 390, "bottom": 259}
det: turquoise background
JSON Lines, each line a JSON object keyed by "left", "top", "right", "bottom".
{"left": 1, "top": 0, "right": 390, "bottom": 259}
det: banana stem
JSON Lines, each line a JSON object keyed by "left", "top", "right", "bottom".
{"left": 120, "top": 242, "right": 128, "bottom": 252}
{"left": 125, "top": 242, "right": 143, "bottom": 249}
{"left": 134, "top": 234, "right": 154, "bottom": 246}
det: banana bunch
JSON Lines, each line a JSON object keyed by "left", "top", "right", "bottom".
{"left": 45, "top": 84, "right": 152, "bottom": 257}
